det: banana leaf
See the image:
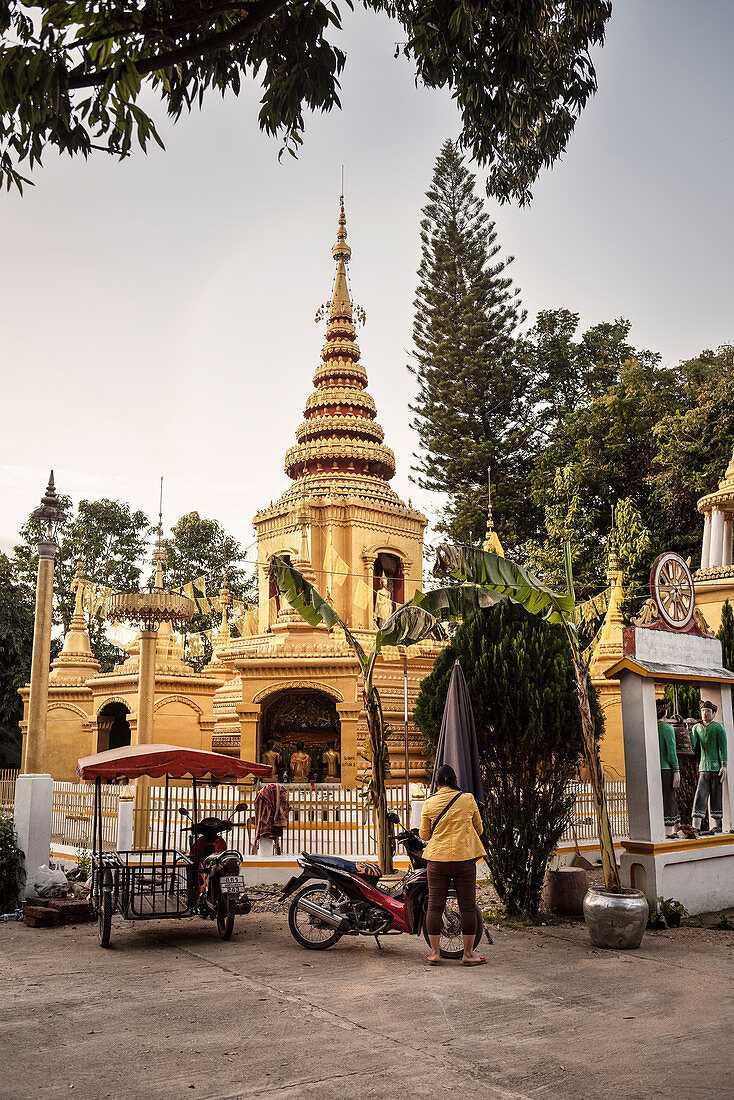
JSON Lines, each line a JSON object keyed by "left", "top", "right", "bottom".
{"left": 433, "top": 543, "right": 576, "bottom": 642}
{"left": 269, "top": 555, "right": 368, "bottom": 665}
{"left": 409, "top": 583, "right": 495, "bottom": 624}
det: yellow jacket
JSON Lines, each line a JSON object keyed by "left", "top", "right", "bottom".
{"left": 419, "top": 788, "right": 486, "bottom": 862}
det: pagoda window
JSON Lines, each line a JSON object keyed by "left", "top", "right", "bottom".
{"left": 373, "top": 552, "right": 404, "bottom": 619}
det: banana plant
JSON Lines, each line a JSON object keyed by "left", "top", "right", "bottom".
{"left": 269, "top": 555, "right": 493, "bottom": 872}
{"left": 424, "top": 543, "right": 621, "bottom": 892}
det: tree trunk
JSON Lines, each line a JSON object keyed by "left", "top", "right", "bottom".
{"left": 573, "top": 659, "right": 621, "bottom": 892}
{"left": 365, "top": 690, "right": 393, "bottom": 874}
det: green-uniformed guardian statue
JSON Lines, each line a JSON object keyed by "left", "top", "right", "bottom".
{"left": 691, "top": 700, "right": 728, "bottom": 836}
{"left": 656, "top": 700, "right": 681, "bottom": 838}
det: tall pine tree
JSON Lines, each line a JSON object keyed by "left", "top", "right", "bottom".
{"left": 410, "top": 139, "right": 533, "bottom": 548}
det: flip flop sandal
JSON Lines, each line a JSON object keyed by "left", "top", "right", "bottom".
{"left": 425, "top": 957, "right": 441, "bottom": 966}
{"left": 462, "top": 957, "right": 487, "bottom": 967}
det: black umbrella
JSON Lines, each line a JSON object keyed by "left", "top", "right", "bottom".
{"left": 430, "top": 660, "right": 485, "bottom": 813}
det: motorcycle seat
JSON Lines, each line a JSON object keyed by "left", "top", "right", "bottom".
{"left": 303, "top": 853, "right": 382, "bottom": 880}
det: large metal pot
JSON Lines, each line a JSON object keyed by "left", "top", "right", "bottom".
{"left": 583, "top": 887, "right": 649, "bottom": 949}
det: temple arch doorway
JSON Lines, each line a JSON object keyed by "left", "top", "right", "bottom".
{"left": 97, "top": 702, "right": 131, "bottom": 753}
{"left": 260, "top": 689, "right": 341, "bottom": 782}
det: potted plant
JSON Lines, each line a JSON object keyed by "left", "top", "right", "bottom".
{"left": 647, "top": 897, "right": 689, "bottom": 930}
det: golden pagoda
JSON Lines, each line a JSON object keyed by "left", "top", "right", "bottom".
{"left": 211, "top": 197, "right": 437, "bottom": 785}
{"left": 20, "top": 535, "right": 227, "bottom": 780}
{"left": 589, "top": 530, "right": 626, "bottom": 777}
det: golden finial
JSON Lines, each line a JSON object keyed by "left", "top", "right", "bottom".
{"left": 482, "top": 469, "right": 504, "bottom": 556}
{"left": 329, "top": 194, "right": 353, "bottom": 321}
{"left": 607, "top": 506, "right": 619, "bottom": 581}
{"left": 151, "top": 477, "right": 167, "bottom": 589}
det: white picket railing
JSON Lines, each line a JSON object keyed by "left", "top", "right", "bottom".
{"left": 51, "top": 780, "right": 120, "bottom": 852}
{"left": 48, "top": 778, "right": 628, "bottom": 856}
{"left": 559, "top": 780, "right": 628, "bottom": 843}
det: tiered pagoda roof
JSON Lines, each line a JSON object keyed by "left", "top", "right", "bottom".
{"left": 272, "top": 199, "right": 402, "bottom": 510}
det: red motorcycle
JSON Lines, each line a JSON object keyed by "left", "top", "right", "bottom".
{"left": 282, "top": 812, "right": 489, "bottom": 958}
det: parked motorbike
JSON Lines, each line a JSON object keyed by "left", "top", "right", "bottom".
{"left": 282, "top": 811, "right": 490, "bottom": 957}
{"left": 178, "top": 804, "right": 252, "bottom": 941}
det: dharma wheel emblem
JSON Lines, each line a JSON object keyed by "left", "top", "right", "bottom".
{"left": 649, "top": 552, "right": 695, "bottom": 630}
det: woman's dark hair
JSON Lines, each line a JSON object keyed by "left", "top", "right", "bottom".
{"left": 435, "top": 764, "right": 460, "bottom": 790}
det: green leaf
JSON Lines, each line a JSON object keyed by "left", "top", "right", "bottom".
{"left": 409, "top": 584, "right": 494, "bottom": 624}
{"left": 375, "top": 602, "right": 444, "bottom": 649}
{"left": 433, "top": 543, "right": 577, "bottom": 636}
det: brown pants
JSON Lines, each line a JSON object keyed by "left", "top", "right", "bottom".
{"left": 426, "top": 859, "right": 477, "bottom": 936}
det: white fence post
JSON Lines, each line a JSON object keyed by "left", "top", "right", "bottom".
{"left": 117, "top": 786, "right": 134, "bottom": 852}
{"left": 13, "top": 773, "right": 53, "bottom": 899}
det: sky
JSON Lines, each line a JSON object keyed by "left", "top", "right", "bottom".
{"left": 2, "top": 0, "right": 733, "bottom": 572}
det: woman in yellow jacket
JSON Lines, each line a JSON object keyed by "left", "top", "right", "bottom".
{"left": 419, "top": 764, "right": 487, "bottom": 966}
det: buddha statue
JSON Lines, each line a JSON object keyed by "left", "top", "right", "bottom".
{"left": 374, "top": 574, "right": 393, "bottom": 626}
{"left": 289, "top": 741, "right": 312, "bottom": 783}
{"left": 261, "top": 739, "right": 281, "bottom": 778}
{"left": 323, "top": 738, "right": 341, "bottom": 783}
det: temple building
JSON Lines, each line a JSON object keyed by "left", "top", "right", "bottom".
{"left": 21, "top": 200, "right": 442, "bottom": 785}
{"left": 693, "top": 444, "right": 734, "bottom": 630}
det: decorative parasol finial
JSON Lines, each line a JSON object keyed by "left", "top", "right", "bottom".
{"left": 32, "top": 469, "right": 63, "bottom": 539}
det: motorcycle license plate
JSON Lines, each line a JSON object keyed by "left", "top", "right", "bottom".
{"left": 220, "top": 875, "right": 246, "bottom": 894}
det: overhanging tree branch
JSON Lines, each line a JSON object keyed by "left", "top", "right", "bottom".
{"left": 67, "top": 0, "right": 288, "bottom": 88}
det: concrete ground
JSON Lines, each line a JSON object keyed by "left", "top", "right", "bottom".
{"left": 2, "top": 908, "right": 733, "bottom": 1100}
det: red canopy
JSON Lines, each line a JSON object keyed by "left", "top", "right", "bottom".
{"left": 77, "top": 743, "right": 273, "bottom": 781}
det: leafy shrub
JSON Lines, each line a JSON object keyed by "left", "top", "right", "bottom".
{"left": 414, "top": 605, "right": 599, "bottom": 916}
{"left": 0, "top": 814, "right": 24, "bottom": 911}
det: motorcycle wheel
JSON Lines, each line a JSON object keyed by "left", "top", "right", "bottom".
{"left": 216, "top": 895, "right": 236, "bottom": 941}
{"left": 288, "top": 883, "right": 345, "bottom": 950}
{"left": 422, "top": 901, "right": 485, "bottom": 960}
{"left": 98, "top": 869, "right": 113, "bottom": 949}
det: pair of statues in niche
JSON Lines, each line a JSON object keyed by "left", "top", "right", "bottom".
{"left": 657, "top": 698, "right": 728, "bottom": 838}
{"left": 261, "top": 738, "right": 341, "bottom": 783}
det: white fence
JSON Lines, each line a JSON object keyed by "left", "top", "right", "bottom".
{"left": 559, "top": 780, "right": 628, "bottom": 843}
{"left": 51, "top": 781, "right": 120, "bottom": 851}
{"left": 49, "top": 778, "right": 628, "bottom": 856}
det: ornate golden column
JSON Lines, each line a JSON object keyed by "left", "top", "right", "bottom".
{"left": 236, "top": 702, "right": 260, "bottom": 763}
{"left": 361, "top": 550, "right": 376, "bottom": 631}
{"left": 106, "top": 522, "right": 194, "bottom": 847}
{"left": 23, "top": 474, "right": 63, "bottom": 775}
{"left": 335, "top": 702, "right": 362, "bottom": 788}
{"left": 136, "top": 630, "right": 158, "bottom": 745}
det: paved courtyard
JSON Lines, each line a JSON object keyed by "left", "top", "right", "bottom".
{"left": 2, "top": 908, "right": 733, "bottom": 1099}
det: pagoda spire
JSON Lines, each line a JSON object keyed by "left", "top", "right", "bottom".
{"left": 330, "top": 196, "right": 353, "bottom": 321}
{"left": 279, "top": 197, "right": 398, "bottom": 506}
{"left": 49, "top": 560, "right": 99, "bottom": 684}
